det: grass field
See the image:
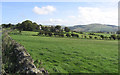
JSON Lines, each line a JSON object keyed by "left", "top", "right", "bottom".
{"left": 9, "top": 31, "right": 118, "bottom": 73}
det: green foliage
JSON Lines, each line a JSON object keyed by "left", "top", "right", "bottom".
{"left": 117, "top": 35, "right": 120, "bottom": 40}
{"left": 2, "top": 23, "right": 13, "bottom": 28}
{"left": 16, "top": 20, "right": 39, "bottom": 31}
{"left": 55, "top": 25, "right": 61, "bottom": 31}
{"left": 89, "top": 36, "right": 93, "bottom": 39}
{"left": 71, "top": 34, "right": 79, "bottom": 38}
{"left": 64, "top": 27, "right": 70, "bottom": 32}
{"left": 66, "top": 33, "right": 71, "bottom": 37}
{"left": 111, "top": 34, "right": 117, "bottom": 40}
{"left": 94, "top": 37, "right": 97, "bottom": 39}
{"left": 100, "top": 35, "right": 104, "bottom": 39}
{"left": 79, "top": 32, "right": 83, "bottom": 34}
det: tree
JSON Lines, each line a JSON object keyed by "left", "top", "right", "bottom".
{"left": 84, "top": 36, "right": 87, "bottom": 39}
{"left": 94, "top": 37, "right": 97, "bottom": 39}
{"left": 64, "top": 27, "right": 70, "bottom": 32}
{"left": 17, "top": 20, "right": 39, "bottom": 31}
{"left": 111, "top": 34, "right": 117, "bottom": 40}
{"left": 38, "top": 30, "right": 44, "bottom": 36}
{"left": 104, "top": 36, "right": 109, "bottom": 40}
{"left": 76, "top": 34, "right": 79, "bottom": 38}
{"left": 44, "top": 26, "right": 49, "bottom": 32}
{"left": 48, "top": 32, "right": 52, "bottom": 37}
{"left": 109, "top": 37, "right": 112, "bottom": 40}
{"left": 71, "top": 34, "right": 79, "bottom": 38}
{"left": 50, "top": 26, "right": 55, "bottom": 32}
{"left": 79, "top": 32, "right": 83, "bottom": 34}
{"left": 66, "top": 33, "right": 71, "bottom": 37}
{"left": 59, "top": 33, "right": 64, "bottom": 37}
{"left": 8, "top": 23, "right": 12, "bottom": 28}
{"left": 89, "top": 33, "right": 95, "bottom": 35}
{"left": 16, "top": 23, "right": 22, "bottom": 33}
{"left": 44, "top": 32, "right": 48, "bottom": 36}
{"left": 71, "top": 34, "right": 74, "bottom": 37}
{"left": 100, "top": 35, "right": 104, "bottom": 39}
{"left": 89, "top": 36, "right": 92, "bottom": 39}
{"left": 2, "top": 23, "right": 12, "bottom": 28}
{"left": 55, "top": 25, "right": 61, "bottom": 32}
{"left": 32, "top": 22, "right": 39, "bottom": 31}
{"left": 21, "top": 20, "right": 33, "bottom": 31}
{"left": 54, "top": 33, "right": 58, "bottom": 37}
{"left": 117, "top": 35, "right": 120, "bottom": 40}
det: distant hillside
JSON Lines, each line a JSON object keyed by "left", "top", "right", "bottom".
{"left": 69, "top": 23, "right": 118, "bottom": 32}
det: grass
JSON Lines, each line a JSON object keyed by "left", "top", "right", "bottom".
{"left": 9, "top": 31, "right": 118, "bottom": 73}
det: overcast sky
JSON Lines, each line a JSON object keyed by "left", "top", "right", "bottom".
{"left": 1, "top": 1, "right": 118, "bottom": 26}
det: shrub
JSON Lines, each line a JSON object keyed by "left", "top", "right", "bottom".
{"left": 100, "top": 35, "right": 104, "bottom": 39}
{"left": 89, "top": 33, "right": 95, "bottom": 35}
{"left": 44, "top": 32, "right": 48, "bottom": 36}
{"left": 71, "top": 34, "right": 79, "bottom": 38}
{"left": 79, "top": 32, "right": 83, "bottom": 34}
{"left": 48, "top": 32, "right": 53, "bottom": 37}
{"left": 89, "top": 36, "right": 92, "bottom": 39}
{"left": 38, "top": 31, "right": 44, "bottom": 36}
{"left": 59, "top": 33, "right": 64, "bottom": 37}
{"left": 66, "top": 33, "right": 71, "bottom": 37}
{"left": 111, "top": 34, "right": 117, "bottom": 40}
{"left": 117, "top": 35, "right": 120, "bottom": 40}
{"left": 94, "top": 37, "right": 97, "bottom": 39}
{"left": 84, "top": 36, "right": 87, "bottom": 39}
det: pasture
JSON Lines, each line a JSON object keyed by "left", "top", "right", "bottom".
{"left": 9, "top": 31, "right": 118, "bottom": 73}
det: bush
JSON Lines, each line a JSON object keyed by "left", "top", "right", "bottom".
{"left": 54, "top": 33, "right": 57, "bottom": 37}
{"left": 44, "top": 32, "right": 48, "bottom": 36}
{"left": 59, "top": 34, "right": 64, "bottom": 37}
{"left": 48, "top": 32, "right": 53, "bottom": 37}
{"left": 38, "top": 31, "right": 44, "bottom": 36}
{"left": 89, "top": 33, "right": 95, "bottom": 35}
{"left": 84, "top": 36, "right": 87, "bottom": 39}
{"left": 117, "top": 35, "right": 120, "bottom": 40}
{"left": 111, "top": 34, "right": 117, "bottom": 40}
{"left": 71, "top": 34, "right": 79, "bottom": 38}
{"left": 100, "top": 35, "right": 104, "bottom": 39}
{"left": 79, "top": 32, "right": 83, "bottom": 34}
{"left": 66, "top": 33, "right": 71, "bottom": 37}
{"left": 89, "top": 36, "right": 92, "bottom": 39}
{"left": 94, "top": 37, "right": 97, "bottom": 39}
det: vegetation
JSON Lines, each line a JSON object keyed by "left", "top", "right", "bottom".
{"left": 2, "top": 20, "right": 119, "bottom": 73}
{"left": 9, "top": 31, "right": 118, "bottom": 73}
{"left": 2, "top": 20, "right": 119, "bottom": 40}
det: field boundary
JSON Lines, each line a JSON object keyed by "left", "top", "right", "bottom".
{"left": 2, "top": 30, "right": 48, "bottom": 74}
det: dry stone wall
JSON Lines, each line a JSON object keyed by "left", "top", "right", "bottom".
{"left": 2, "top": 32, "right": 45, "bottom": 75}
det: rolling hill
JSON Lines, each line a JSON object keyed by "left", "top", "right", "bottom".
{"left": 69, "top": 23, "right": 118, "bottom": 32}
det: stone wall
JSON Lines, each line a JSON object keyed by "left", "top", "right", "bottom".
{"left": 2, "top": 32, "right": 46, "bottom": 75}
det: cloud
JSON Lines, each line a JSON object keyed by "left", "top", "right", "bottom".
{"left": 35, "top": 6, "right": 118, "bottom": 26}
{"left": 68, "top": 16, "right": 76, "bottom": 18}
{"left": 38, "top": 18, "right": 64, "bottom": 25}
{"left": 49, "top": 18, "right": 64, "bottom": 25}
{"left": 76, "top": 7, "right": 118, "bottom": 25}
{"left": 33, "top": 6, "right": 56, "bottom": 15}
{"left": 50, "top": 18, "right": 63, "bottom": 23}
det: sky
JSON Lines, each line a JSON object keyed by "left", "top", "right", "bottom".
{"left": 1, "top": 1, "right": 118, "bottom": 26}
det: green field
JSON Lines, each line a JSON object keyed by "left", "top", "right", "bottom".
{"left": 9, "top": 31, "right": 118, "bottom": 73}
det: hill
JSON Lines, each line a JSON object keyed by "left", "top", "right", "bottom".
{"left": 69, "top": 23, "right": 118, "bottom": 32}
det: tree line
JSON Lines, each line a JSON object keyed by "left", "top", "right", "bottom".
{"left": 2, "top": 20, "right": 120, "bottom": 40}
